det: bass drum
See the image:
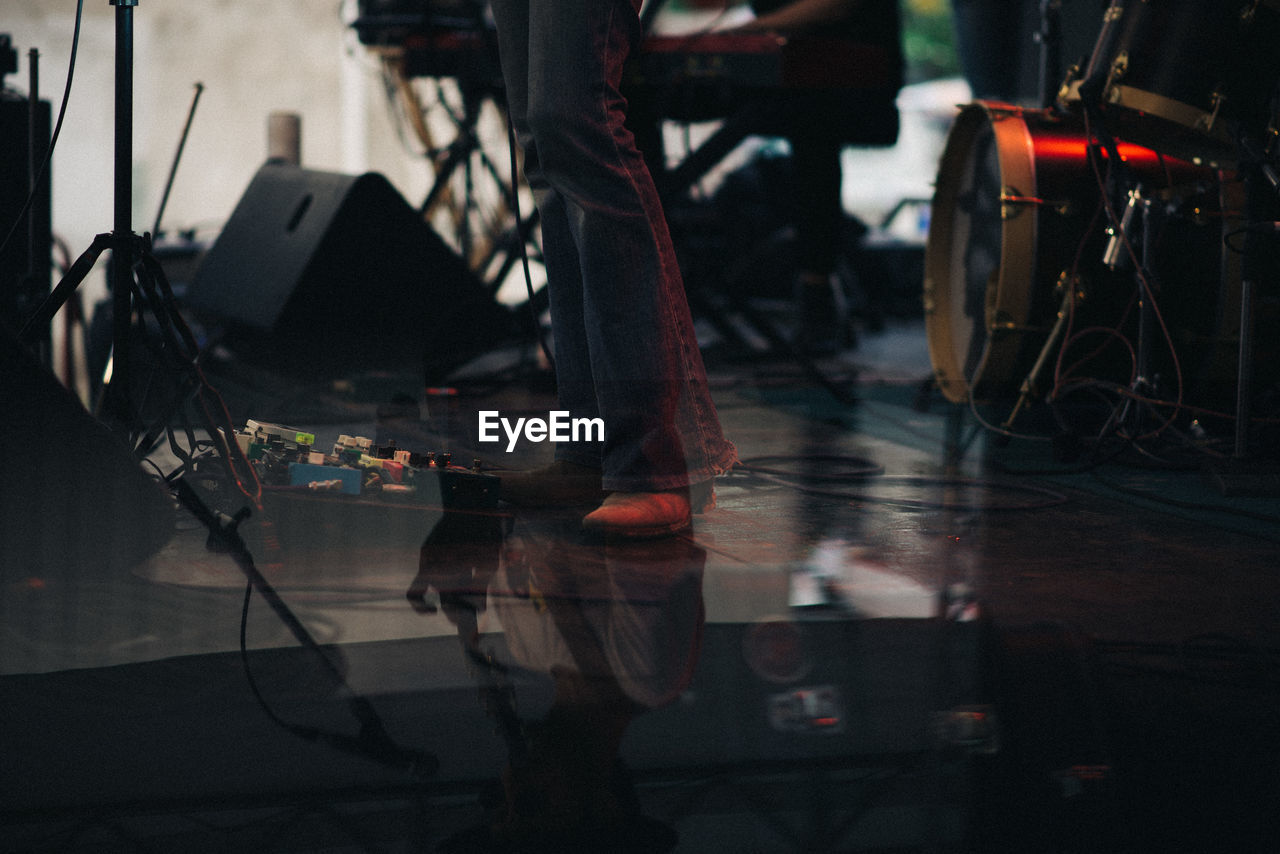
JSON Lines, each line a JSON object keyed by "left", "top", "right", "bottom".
{"left": 1059, "top": 0, "right": 1280, "bottom": 167}
{"left": 924, "top": 101, "right": 1225, "bottom": 406}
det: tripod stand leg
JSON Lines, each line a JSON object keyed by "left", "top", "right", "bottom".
{"left": 18, "top": 233, "right": 112, "bottom": 345}
{"left": 1001, "top": 277, "right": 1076, "bottom": 431}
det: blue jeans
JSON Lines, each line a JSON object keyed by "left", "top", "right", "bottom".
{"left": 489, "top": 0, "right": 737, "bottom": 492}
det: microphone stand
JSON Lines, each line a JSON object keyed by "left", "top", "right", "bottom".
{"left": 19, "top": 0, "right": 149, "bottom": 432}
{"left": 176, "top": 479, "right": 439, "bottom": 778}
{"left": 109, "top": 0, "right": 136, "bottom": 424}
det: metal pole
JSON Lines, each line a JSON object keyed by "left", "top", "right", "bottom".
{"left": 27, "top": 47, "right": 50, "bottom": 365}
{"left": 1234, "top": 278, "right": 1254, "bottom": 459}
{"left": 108, "top": 0, "right": 138, "bottom": 421}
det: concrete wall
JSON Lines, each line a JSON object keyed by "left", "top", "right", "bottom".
{"left": 3, "top": 0, "right": 426, "bottom": 294}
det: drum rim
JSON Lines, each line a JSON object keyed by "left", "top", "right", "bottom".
{"left": 924, "top": 101, "right": 1040, "bottom": 405}
{"left": 1076, "top": 81, "right": 1237, "bottom": 165}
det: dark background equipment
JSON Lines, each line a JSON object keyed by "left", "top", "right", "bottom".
{"left": 0, "top": 34, "right": 53, "bottom": 354}
{"left": 0, "top": 319, "right": 174, "bottom": 576}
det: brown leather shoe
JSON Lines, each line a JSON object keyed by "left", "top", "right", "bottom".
{"left": 581, "top": 490, "right": 693, "bottom": 539}
{"left": 580, "top": 480, "right": 715, "bottom": 539}
{"left": 498, "top": 460, "right": 605, "bottom": 507}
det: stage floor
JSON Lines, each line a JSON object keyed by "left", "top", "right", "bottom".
{"left": 4, "top": 320, "right": 1279, "bottom": 853}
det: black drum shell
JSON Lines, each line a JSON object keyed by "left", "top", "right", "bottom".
{"left": 1060, "top": 0, "right": 1280, "bottom": 166}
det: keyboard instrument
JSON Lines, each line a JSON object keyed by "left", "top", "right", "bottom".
{"left": 633, "top": 32, "right": 897, "bottom": 94}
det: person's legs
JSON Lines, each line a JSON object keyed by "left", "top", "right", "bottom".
{"left": 490, "top": 0, "right": 602, "bottom": 473}
{"left": 491, "top": 0, "right": 736, "bottom": 499}
{"left": 788, "top": 127, "right": 848, "bottom": 351}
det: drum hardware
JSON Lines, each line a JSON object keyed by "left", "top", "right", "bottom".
{"left": 1119, "top": 191, "right": 1163, "bottom": 436}
{"left": 1242, "top": 0, "right": 1271, "bottom": 25}
{"left": 1056, "top": 63, "right": 1080, "bottom": 106}
{"left": 1102, "top": 186, "right": 1142, "bottom": 270}
{"left": 1000, "top": 189, "right": 1076, "bottom": 220}
{"left": 1000, "top": 273, "right": 1082, "bottom": 432}
{"left": 1195, "top": 91, "right": 1228, "bottom": 136}
{"left": 1059, "top": 0, "right": 1280, "bottom": 169}
{"left": 999, "top": 189, "right": 1037, "bottom": 220}
{"left": 1102, "top": 52, "right": 1127, "bottom": 101}
{"left": 926, "top": 101, "right": 1160, "bottom": 407}
{"left": 926, "top": 98, "right": 1236, "bottom": 440}
{"left": 1093, "top": 166, "right": 1219, "bottom": 440}
{"left": 931, "top": 0, "right": 1280, "bottom": 454}
{"left": 1224, "top": 134, "right": 1278, "bottom": 464}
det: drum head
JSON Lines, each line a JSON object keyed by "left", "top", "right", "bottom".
{"left": 924, "top": 103, "right": 1039, "bottom": 404}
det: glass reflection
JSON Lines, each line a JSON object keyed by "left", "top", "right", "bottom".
{"left": 412, "top": 512, "right": 705, "bottom": 852}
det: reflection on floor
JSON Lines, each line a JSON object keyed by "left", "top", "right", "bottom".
{"left": 4, "top": 321, "right": 1280, "bottom": 853}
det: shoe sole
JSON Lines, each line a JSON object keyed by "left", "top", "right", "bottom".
{"left": 581, "top": 516, "right": 693, "bottom": 540}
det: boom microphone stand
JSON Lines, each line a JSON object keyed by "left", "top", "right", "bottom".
{"left": 20, "top": 0, "right": 148, "bottom": 431}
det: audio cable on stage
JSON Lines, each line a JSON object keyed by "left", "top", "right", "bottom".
{"left": 732, "top": 453, "right": 1070, "bottom": 512}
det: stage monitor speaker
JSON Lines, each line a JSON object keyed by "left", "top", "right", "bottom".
{"left": 186, "top": 163, "right": 514, "bottom": 379}
{"left": 0, "top": 321, "right": 174, "bottom": 576}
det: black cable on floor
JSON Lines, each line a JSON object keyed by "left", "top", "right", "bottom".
{"left": 733, "top": 454, "right": 1070, "bottom": 512}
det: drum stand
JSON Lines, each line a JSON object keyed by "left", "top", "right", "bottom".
{"left": 998, "top": 172, "right": 1161, "bottom": 440}
{"left": 1203, "top": 133, "right": 1280, "bottom": 495}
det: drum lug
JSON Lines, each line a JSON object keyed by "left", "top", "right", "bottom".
{"left": 1054, "top": 271, "right": 1084, "bottom": 308}
{"left": 922, "top": 277, "right": 937, "bottom": 315}
{"left": 1104, "top": 52, "right": 1129, "bottom": 103}
{"left": 1001, "top": 187, "right": 1073, "bottom": 219}
{"left": 1197, "top": 90, "right": 1227, "bottom": 134}
{"left": 1057, "top": 63, "right": 1082, "bottom": 106}
{"left": 1001, "top": 186, "right": 1031, "bottom": 219}
{"left": 988, "top": 308, "right": 1019, "bottom": 334}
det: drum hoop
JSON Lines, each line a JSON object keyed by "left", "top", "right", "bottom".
{"left": 1105, "top": 85, "right": 1234, "bottom": 146}
{"left": 925, "top": 102, "right": 1042, "bottom": 403}
{"left": 924, "top": 104, "right": 985, "bottom": 403}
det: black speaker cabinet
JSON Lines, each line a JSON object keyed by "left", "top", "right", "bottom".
{"left": 186, "top": 163, "right": 513, "bottom": 379}
{"left": 0, "top": 94, "right": 53, "bottom": 338}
